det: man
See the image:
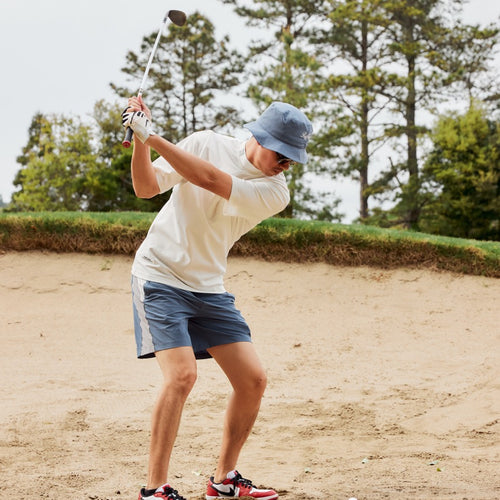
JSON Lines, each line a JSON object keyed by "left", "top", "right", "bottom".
{"left": 122, "top": 98, "right": 312, "bottom": 500}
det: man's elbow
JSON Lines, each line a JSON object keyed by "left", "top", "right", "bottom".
{"left": 133, "top": 184, "right": 160, "bottom": 199}
{"left": 198, "top": 170, "right": 232, "bottom": 200}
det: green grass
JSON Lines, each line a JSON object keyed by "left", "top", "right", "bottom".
{"left": 6, "top": 210, "right": 155, "bottom": 225}
{"left": 1, "top": 212, "right": 499, "bottom": 277}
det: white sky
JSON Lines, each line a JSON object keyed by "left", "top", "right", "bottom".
{"left": 0, "top": 0, "right": 499, "bottom": 221}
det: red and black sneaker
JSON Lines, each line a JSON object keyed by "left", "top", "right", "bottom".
{"left": 138, "top": 483, "right": 186, "bottom": 500}
{"left": 206, "top": 470, "right": 278, "bottom": 499}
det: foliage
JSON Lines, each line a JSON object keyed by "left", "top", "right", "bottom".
{"left": 307, "top": 0, "right": 500, "bottom": 228}
{"left": 372, "top": 0, "right": 499, "bottom": 228}
{"left": 11, "top": 113, "right": 95, "bottom": 211}
{"left": 8, "top": 106, "right": 169, "bottom": 213}
{"left": 421, "top": 104, "right": 500, "bottom": 240}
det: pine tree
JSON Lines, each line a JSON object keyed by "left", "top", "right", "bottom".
{"left": 311, "top": 0, "right": 396, "bottom": 220}
{"left": 378, "top": 0, "right": 499, "bottom": 228}
{"left": 111, "top": 12, "right": 244, "bottom": 143}
{"left": 222, "top": 0, "right": 343, "bottom": 220}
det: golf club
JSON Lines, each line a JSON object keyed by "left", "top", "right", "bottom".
{"left": 122, "top": 9, "right": 187, "bottom": 148}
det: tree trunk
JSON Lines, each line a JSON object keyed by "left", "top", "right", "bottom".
{"left": 359, "top": 17, "right": 370, "bottom": 220}
{"left": 404, "top": 33, "right": 420, "bottom": 229}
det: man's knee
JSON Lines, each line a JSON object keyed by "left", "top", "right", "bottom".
{"left": 240, "top": 368, "right": 267, "bottom": 398}
{"left": 156, "top": 347, "right": 197, "bottom": 396}
{"left": 254, "top": 370, "right": 267, "bottom": 398}
{"left": 171, "top": 366, "right": 197, "bottom": 395}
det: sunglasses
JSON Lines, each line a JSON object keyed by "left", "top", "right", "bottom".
{"left": 276, "top": 152, "right": 297, "bottom": 166}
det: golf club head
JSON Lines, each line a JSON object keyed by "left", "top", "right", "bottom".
{"left": 168, "top": 10, "right": 187, "bottom": 26}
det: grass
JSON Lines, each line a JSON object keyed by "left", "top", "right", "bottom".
{"left": 0, "top": 212, "right": 499, "bottom": 277}
{"left": 0, "top": 211, "right": 153, "bottom": 255}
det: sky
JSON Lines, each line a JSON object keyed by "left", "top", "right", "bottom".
{"left": 0, "top": 0, "right": 499, "bottom": 222}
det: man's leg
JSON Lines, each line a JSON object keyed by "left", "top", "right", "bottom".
{"left": 147, "top": 346, "right": 197, "bottom": 489}
{"left": 207, "top": 342, "right": 267, "bottom": 482}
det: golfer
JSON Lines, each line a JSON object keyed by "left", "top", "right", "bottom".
{"left": 122, "top": 98, "right": 312, "bottom": 500}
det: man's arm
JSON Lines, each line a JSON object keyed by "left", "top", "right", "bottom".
{"left": 125, "top": 96, "right": 160, "bottom": 199}
{"left": 131, "top": 141, "right": 161, "bottom": 199}
{"left": 146, "top": 134, "right": 232, "bottom": 200}
{"left": 123, "top": 97, "right": 232, "bottom": 200}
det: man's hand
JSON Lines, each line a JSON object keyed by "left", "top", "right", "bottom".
{"left": 126, "top": 95, "right": 152, "bottom": 118}
{"left": 121, "top": 110, "right": 155, "bottom": 144}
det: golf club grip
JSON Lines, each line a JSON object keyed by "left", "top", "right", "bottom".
{"left": 122, "top": 127, "right": 133, "bottom": 148}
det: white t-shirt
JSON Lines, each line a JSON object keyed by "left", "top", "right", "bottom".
{"left": 131, "top": 130, "right": 290, "bottom": 293}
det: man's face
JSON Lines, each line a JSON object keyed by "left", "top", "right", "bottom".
{"left": 253, "top": 140, "right": 297, "bottom": 177}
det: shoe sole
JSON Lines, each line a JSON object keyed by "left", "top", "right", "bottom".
{"left": 206, "top": 495, "right": 278, "bottom": 500}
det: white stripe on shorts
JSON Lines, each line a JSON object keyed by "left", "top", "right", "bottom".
{"left": 131, "top": 276, "right": 155, "bottom": 357}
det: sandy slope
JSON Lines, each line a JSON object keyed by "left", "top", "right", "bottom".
{"left": 1, "top": 251, "right": 499, "bottom": 499}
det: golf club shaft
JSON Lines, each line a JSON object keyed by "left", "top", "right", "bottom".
{"left": 122, "top": 13, "right": 170, "bottom": 148}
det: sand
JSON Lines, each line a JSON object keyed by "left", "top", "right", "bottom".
{"left": 0, "top": 251, "right": 499, "bottom": 499}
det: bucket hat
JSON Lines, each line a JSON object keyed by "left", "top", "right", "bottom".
{"left": 244, "top": 102, "right": 313, "bottom": 164}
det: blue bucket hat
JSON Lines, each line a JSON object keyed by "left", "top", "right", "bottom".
{"left": 244, "top": 102, "right": 313, "bottom": 164}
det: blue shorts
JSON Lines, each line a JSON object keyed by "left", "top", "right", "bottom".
{"left": 131, "top": 276, "right": 252, "bottom": 359}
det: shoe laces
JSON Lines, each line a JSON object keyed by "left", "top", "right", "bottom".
{"left": 160, "top": 486, "right": 186, "bottom": 500}
{"left": 232, "top": 471, "right": 254, "bottom": 488}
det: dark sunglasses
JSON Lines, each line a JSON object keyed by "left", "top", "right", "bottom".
{"left": 276, "top": 152, "right": 297, "bottom": 166}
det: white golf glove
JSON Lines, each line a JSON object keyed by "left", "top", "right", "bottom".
{"left": 121, "top": 110, "right": 155, "bottom": 144}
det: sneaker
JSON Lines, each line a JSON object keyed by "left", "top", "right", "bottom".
{"left": 206, "top": 470, "right": 278, "bottom": 499}
{"left": 138, "top": 483, "right": 187, "bottom": 500}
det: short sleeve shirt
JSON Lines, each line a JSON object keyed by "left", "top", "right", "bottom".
{"left": 131, "top": 130, "right": 290, "bottom": 293}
